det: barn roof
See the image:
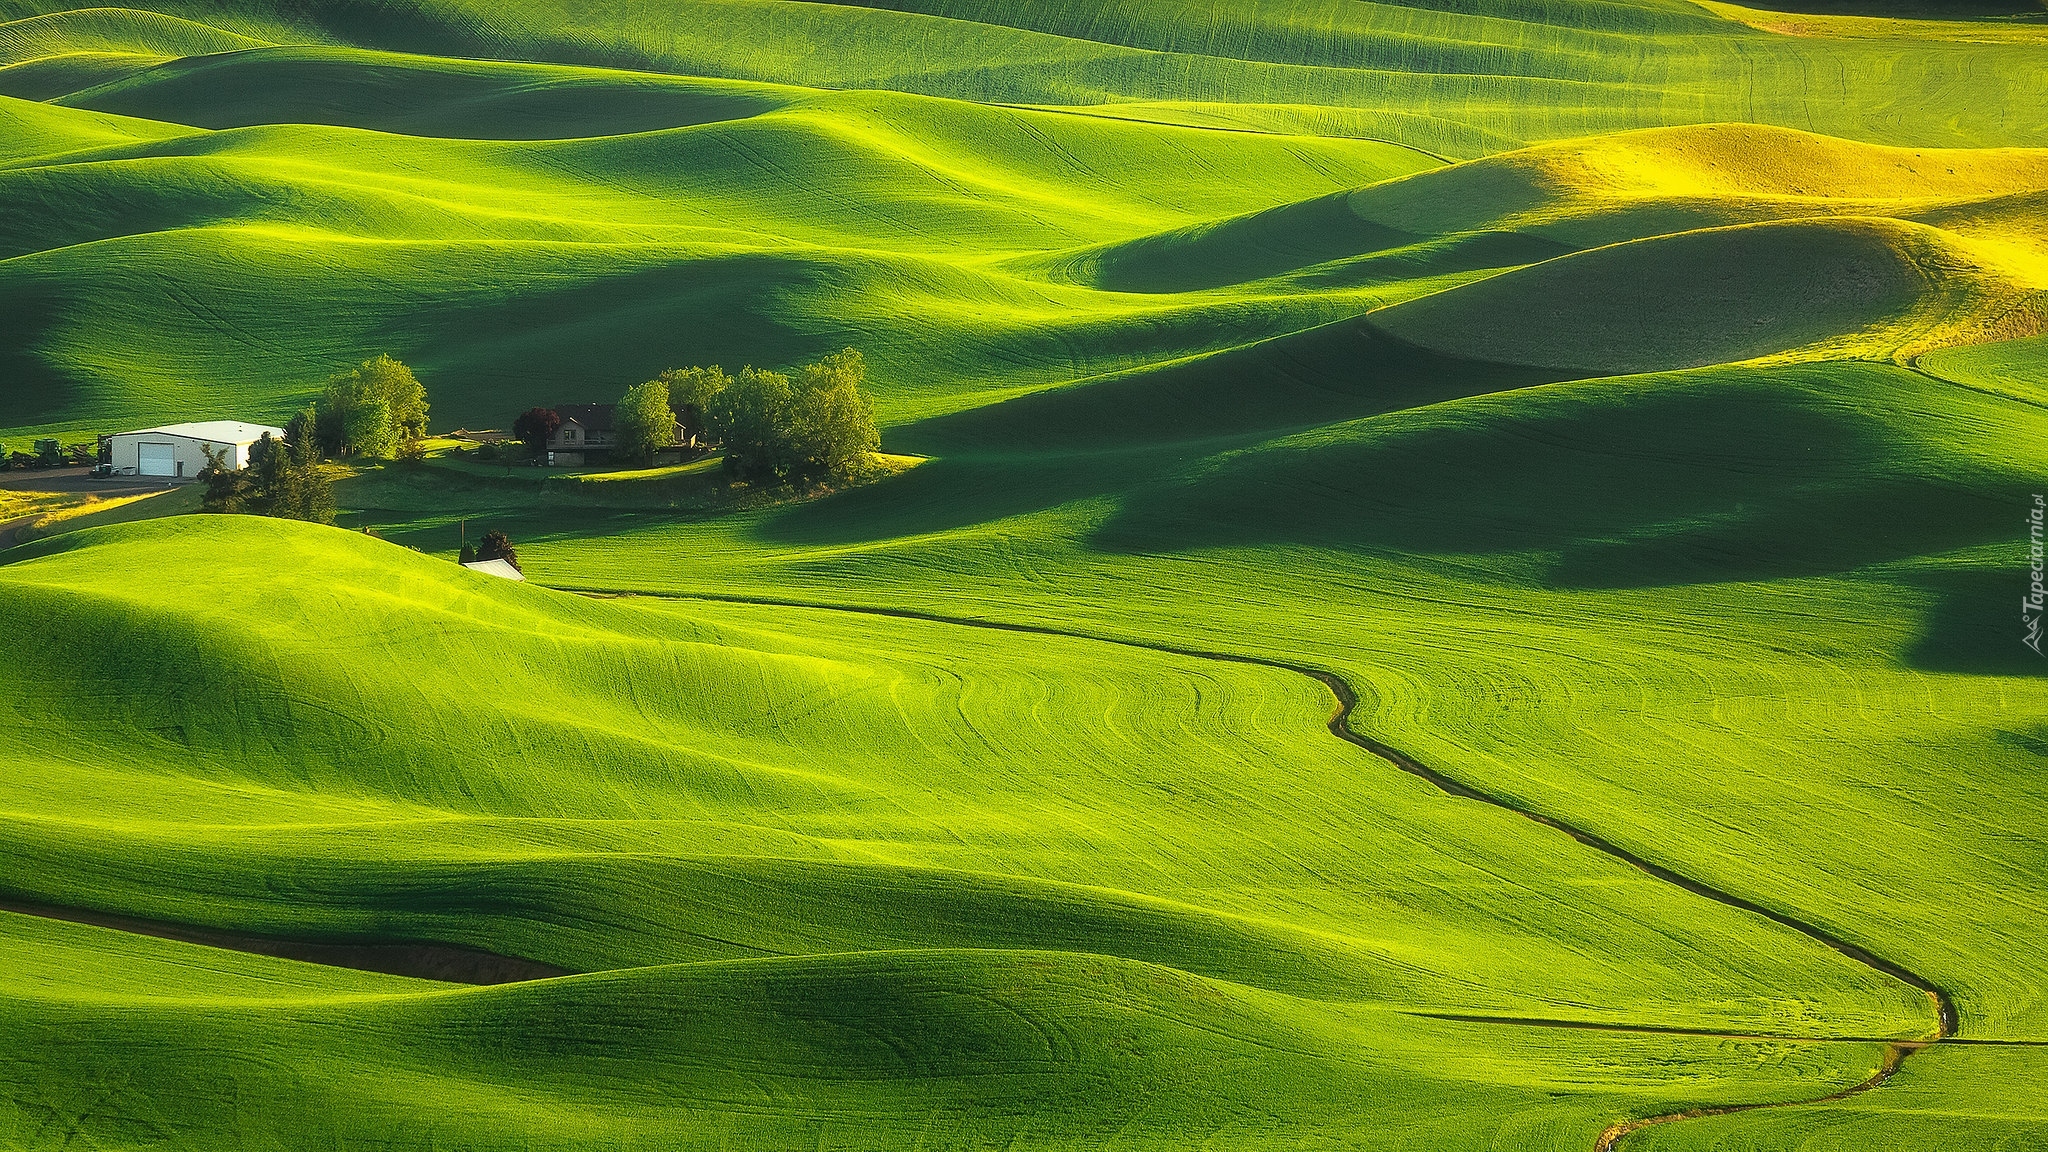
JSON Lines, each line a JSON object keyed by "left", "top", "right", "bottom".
{"left": 119, "top": 421, "right": 287, "bottom": 445}
{"left": 461, "top": 558, "right": 526, "bottom": 582}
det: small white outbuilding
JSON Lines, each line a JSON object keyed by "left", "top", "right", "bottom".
{"left": 461, "top": 558, "right": 525, "bottom": 582}
{"left": 107, "top": 420, "right": 288, "bottom": 481}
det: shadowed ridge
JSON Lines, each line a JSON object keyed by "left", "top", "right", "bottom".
{"left": 761, "top": 319, "right": 1569, "bottom": 546}
{"left": 1345, "top": 123, "right": 2048, "bottom": 240}
{"left": 0, "top": 899, "right": 570, "bottom": 983}
{"left": 1725, "top": 0, "right": 2044, "bottom": 13}
{"left": 52, "top": 45, "right": 807, "bottom": 138}
{"left": 1035, "top": 183, "right": 1571, "bottom": 296}
{"left": 1091, "top": 357, "right": 2041, "bottom": 589}
{"left": 0, "top": 8, "right": 266, "bottom": 65}
{"left": 1367, "top": 217, "right": 2048, "bottom": 375}
{"left": 1041, "top": 190, "right": 1424, "bottom": 294}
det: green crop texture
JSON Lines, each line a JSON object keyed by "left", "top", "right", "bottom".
{"left": 2, "top": 1, "right": 2045, "bottom": 1149}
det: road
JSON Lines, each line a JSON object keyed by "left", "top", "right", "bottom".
{"left": 0, "top": 466, "right": 178, "bottom": 493}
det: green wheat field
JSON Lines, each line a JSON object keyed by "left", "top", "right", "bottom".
{"left": 3, "top": 0, "right": 2047, "bottom": 1148}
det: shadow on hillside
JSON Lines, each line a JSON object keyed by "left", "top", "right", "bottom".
{"left": 762, "top": 322, "right": 1569, "bottom": 545}
{"left": 71, "top": 51, "right": 790, "bottom": 139}
{"left": 421, "top": 256, "right": 846, "bottom": 421}
{"left": 1730, "top": 1, "right": 2043, "bottom": 15}
{"left": 1092, "top": 365, "right": 2036, "bottom": 589}
{"left": 1063, "top": 192, "right": 1576, "bottom": 296}
{"left": 1898, "top": 566, "right": 2048, "bottom": 678}
{"left": 1074, "top": 194, "right": 1420, "bottom": 294}
{"left": 0, "top": 295, "right": 81, "bottom": 430}
{"left": 1281, "top": 229, "right": 1573, "bottom": 292}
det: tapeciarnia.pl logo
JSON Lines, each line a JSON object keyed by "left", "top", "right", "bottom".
{"left": 2028, "top": 494, "right": 2045, "bottom": 656}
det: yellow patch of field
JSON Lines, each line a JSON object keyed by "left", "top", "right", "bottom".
{"left": 1694, "top": 1, "right": 2048, "bottom": 43}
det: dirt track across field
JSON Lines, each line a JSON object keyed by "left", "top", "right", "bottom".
{"left": 0, "top": 467, "right": 175, "bottom": 493}
{"left": 554, "top": 584, "right": 1962, "bottom": 1152}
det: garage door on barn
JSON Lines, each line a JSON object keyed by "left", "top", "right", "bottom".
{"left": 138, "top": 442, "right": 175, "bottom": 477}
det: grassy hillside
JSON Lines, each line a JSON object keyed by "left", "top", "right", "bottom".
{"left": 0, "top": 907, "right": 1898, "bottom": 1151}
{"left": 0, "top": 518, "right": 1931, "bottom": 1030}
{"left": 8, "top": 0, "right": 2046, "bottom": 155}
{"left": 5, "top": 103, "right": 2047, "bottom": 443}
{"left": 1628, "top": 1046, "right": 2048, "bottom": 1150}
{"left": 0, "top": 85, "right": 1448, "bottom": 437}
{"left": 0, "top": 517, "right": 1929, "bottom": 1149}
{"left": 3, "top": 0, "right": 2045, "bottom": 1148}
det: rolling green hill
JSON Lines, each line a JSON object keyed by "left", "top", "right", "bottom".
{"left": 0, "top": 517, "right": 1931, "bottom": 1149}
{"left": 2, "top": 0, "right": 2044, "bottom": 1149}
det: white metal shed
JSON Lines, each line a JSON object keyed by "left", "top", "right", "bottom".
{"left": 107, "top": 421, "right": 288, "bottom": 481}
{"left": 461, "top": 558, "right": 525, "bottom": 581}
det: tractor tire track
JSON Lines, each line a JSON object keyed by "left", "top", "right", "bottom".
{"left": 1595, "top": 1040, "right": 1920, "bottom": 1152}
{"left": 1901, "top": 353, "right": 2048, "bottom": 412}
{"left": 559, "top": 584, "right": 1960, "bottom": 1148}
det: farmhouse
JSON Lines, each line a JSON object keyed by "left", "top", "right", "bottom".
{"left": 107, "top": 420, "right": 288, "bottom": 480}
{"left": 545, "top": 404, "right": 615, "bottom": 466}
{"left": 543, "top": 403, "right": 686, "bottom": 466}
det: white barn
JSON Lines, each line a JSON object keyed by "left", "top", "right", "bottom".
{"left": 461, "top": 558, "right": 525, "bottom": 582}
{"left": 107, "top": 421, "right": 288, "bottom": 481}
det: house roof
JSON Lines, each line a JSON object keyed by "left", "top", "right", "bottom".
{"left": 461, "top": 558, "right": 525, "bottom": 582}
{"left": 119, "top": 420, "right": 287, "bottom": 446}
{"left": 553, "top": 404, "right": 614, "bottom": 433}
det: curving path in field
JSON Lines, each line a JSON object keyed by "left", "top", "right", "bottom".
{"left": 0, "top": 576, "right": 1967, "bottom": 1143}
{"left": 560, "top": 585, "right": 1961, "bottom": 1151}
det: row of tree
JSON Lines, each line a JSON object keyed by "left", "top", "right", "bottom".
{"left": 513, "top": 349, "right": 880, "bottom": 485}
{"left": 672, "top": 348, "right": 880, "bottom": 487}
{"left": 199, "top": 346, "right": 877, "bottom": 528}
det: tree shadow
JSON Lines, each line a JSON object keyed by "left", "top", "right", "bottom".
{"left": 415, "top": 254, "right": 847, "bottom": 425}
{"left": 0, "top": 293, "right": 82, "bottom": 433}
{"left": 1898, "top": 565, "right": 2048, "bottom": 678}
{"left": 763, "top": 321, "right": 1569, "bottom": 545}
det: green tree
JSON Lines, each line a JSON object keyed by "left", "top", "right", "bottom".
{"left": 284, "top": 406, "right": 319, "bottom": 463}
{"left": 613, "top": 377, "right": 676, "bottom": 464}
{"left": 272, "top": 458, "right": 336, "bottom": 524}
{"left": 198, "top": 445, "right": 248, "bottom": 513}
{"left": 316, "top": 354, "right": 428, "bottom": 458}
{"left": 659, "top": 365, "right": 730, "bottom": 446}
{"left": 699, "top": 350, "right": 878, "bottom": 487}
{"left": 342, "top": 393, "right": 397, "bottom": 458}
{"left": 706, "top": 365, "right": 795, "bottom": 484}
{"left": 476, "top": 530, "right": 519, "bottom": 572}
{"left": 217, "top": 432, "right": 334, "bottom": 524}
{"left": 248, "top": 432, "right": 286, "bottom": 496}
{"left": 787, "top": 348, "right": 879, "bottom": 487}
